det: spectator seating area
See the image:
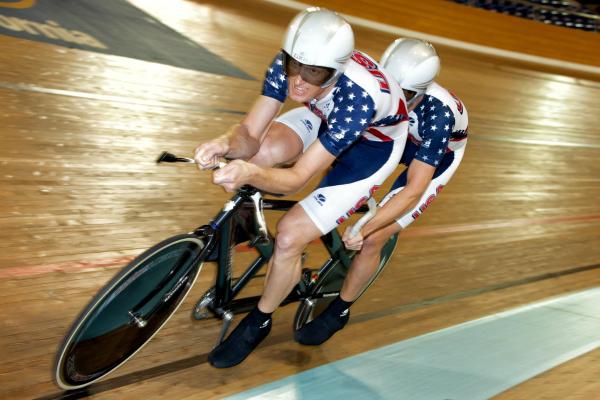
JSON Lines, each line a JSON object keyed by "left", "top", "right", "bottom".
{"left": 453, "top": 0, "right": 599, "bottom": 32}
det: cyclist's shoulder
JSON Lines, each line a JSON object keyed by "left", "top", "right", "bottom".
{"left": 424, "top": 83, "right": 468, "bottom": 119}
{"left": 343, "top": 51, "right": 401, "bottom": 102}
{"left": 331, "top": 75, "right": 375, "bottom": 109}
{"left": 262, "top": 52, "right": 287, "bottom": 102}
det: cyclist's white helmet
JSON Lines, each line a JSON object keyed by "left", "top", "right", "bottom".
{"left": 282, "top": 7, "right": 354, "bottom": 87}
{"left": 380, "top": 38, "right": 440, "bottom": 96}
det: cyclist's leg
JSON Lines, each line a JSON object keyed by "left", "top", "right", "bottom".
{"left": 210, "top": 139, "right": 402, "bottom": 362}
{"left": 249, "top": 107, "right": 320, "bottom": 167}
{"left": 207, "top": 110, "right": 323, "bottom": 368}
{"left": 340, "top": 221, "right": 401, "bottom": 301}
{"left": 248, "top": 122, "right": 303, "bottom": 167}
{"left": 340, "top": 146, "right": 466, "bottom": 302}
{"left": 208, "top": 205, "right": 323, "bottom": 368}
{"left": 261, "top": 137, "right": 402, "bottom": 313}
{"left": 259, "top": 204, "right": 323, "bottom": 313}
{"left": 292, "top": 140, "right": 403, "bottom": 345}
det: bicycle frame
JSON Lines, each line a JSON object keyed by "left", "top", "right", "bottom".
{"left": 156, "top": 152, "right": 390, "bottom": 343}
{"left": 54, "top": 154, "right": 397, "bottom": 389}
{"left": 192, "top": 186, "right": 367, "bottom": 318}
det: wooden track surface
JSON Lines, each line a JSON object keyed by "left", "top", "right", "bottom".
{"left": 304, "top": 0, "right": 600, "bottom": 68}
{"left": 0, "top": 0, "right": 599, "bottom": 399}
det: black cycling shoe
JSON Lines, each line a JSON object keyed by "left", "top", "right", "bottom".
{"left": 294, "top": 297, "right": 351, "bottom": 346}
{"left": 208, "top": 308, "right": 272, "bottom": 368}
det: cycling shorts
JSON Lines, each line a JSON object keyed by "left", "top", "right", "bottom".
{"left": 276, "top": 107, "right": 404, "bottom": 234}
{"left": 275, "top": 107, "right": 321, "bottom": 152}
{"left": 380, "top": 145, "right": 465, "bottom": 228}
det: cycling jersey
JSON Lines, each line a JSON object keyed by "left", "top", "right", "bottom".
{"left": 262, "top": 50, "right": 408, "bottom": 234}
{"left": 263, "top": 51, "right": 408, "bottom": 155}
{"left": 382, "top": 83, "right": 468, "bottom": 228}
{"left": 402, "top": 82, "right": 468, "bottom": 167}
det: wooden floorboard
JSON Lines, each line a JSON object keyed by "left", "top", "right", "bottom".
{"left": 0, "top": 1, "right": 598, "bottom": 399}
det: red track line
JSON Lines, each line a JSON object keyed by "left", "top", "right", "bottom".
{"left": 1, "top": 214, "right": 599, "bottom": 280}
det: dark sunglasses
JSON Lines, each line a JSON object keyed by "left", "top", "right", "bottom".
{"left": 282, "top": 51, "right": 336, "bottom": 87}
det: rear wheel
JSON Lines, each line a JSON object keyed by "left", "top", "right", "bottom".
{"left": 54, "top": 233, "right": 210, "bottom": 390}
{"left": 293, "top": 233, "right": 398, "bottom": 330}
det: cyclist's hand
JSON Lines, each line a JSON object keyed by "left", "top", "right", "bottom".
{"left": 342, "top": 226, "right": 363, "bottom": 251}
{"left": 213, "top": 159, "right": 257, "bottom": 192}
{"left": 194, "top": 139, "right": 229, "bottom": 170}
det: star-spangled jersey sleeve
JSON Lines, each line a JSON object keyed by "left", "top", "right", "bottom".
{"left": 414, "top": 95, "right": 455, "bottom": 167}
{"left": 261, "top": 52, "right": 288, "bottom": 103}
{"left": 318, "top": 75, "right": 376, "bottom": 157}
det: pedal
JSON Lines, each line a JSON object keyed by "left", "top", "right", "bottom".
{"left": 297, "top": 267, "right": 318, "bottom": 295}
{"left": 215, "top": 311, "right": 234, "bottom": 347}
{"left": 192, "top": 287, "right": 216, "bottom": 320}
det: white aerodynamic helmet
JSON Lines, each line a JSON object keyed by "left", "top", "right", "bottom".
{"left": 282, "top": 7, "right": 354, "bottom": 87}
{"left": 380, "top": 38, "right": 440, "bottom": 96}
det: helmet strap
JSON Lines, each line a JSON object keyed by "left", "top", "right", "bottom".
{"left": 406, "top": 93, "right": 425, "bottom": 111}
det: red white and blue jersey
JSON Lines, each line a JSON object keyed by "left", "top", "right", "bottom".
{"left": 402, "top": 82, "right": 468, "bottom": 168}
{"left": 262, "top": 51, "right": 408, "bottom": 157}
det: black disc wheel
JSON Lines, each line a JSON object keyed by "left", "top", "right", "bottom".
{"left": 54, "top": 233, "right": 210, "bottom": 390}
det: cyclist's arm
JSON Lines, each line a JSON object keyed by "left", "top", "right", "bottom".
{"left": 359, "top": 95, "right": 455, "bottom": 236}
{"left": 223, "top": 95, "right": 284, "bottom": 160}
{"left": 214, "top": 140, "right": 335, "bottom": 194}
{"left": 361, "top": 159, "right": 435, "bottom": 236}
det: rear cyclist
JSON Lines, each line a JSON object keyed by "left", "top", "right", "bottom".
{"left": 295, "top": 38, "right": 469, "bottom": 345}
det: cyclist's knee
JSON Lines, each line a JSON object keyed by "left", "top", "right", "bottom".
{"left": 362, "top": 231, "right": 389, "bottom": 254}
{"left": 275, "top": 217, "right": 314, "bottom": 253}
{"left": 250, "top": 123, "right": 303, "bottom": 167}
{"left": 251, "top": 145, "right": 277, "bottom": 167}
{"left": 275, "top": 204, "right": 322, "bottom": 253}
{"left": 274, "top": 226, "right": 304, "bottom": 253}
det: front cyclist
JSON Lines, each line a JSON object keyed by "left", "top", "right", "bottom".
{"left": 295, "top": 38, "right": 469, "bottom": 345}
{"left": 194, "top": 8, "right": 408, "bottom": 367}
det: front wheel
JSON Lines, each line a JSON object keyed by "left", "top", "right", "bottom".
{"left": 54, "top": 233, "right": 211, "bottom": 390}
{"left": 293, "top": 233, "right": 398, "bottom": 330}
